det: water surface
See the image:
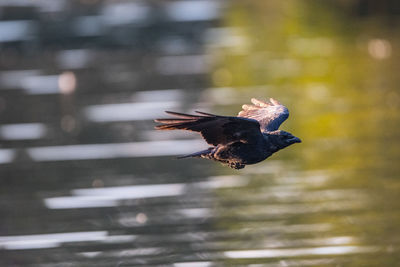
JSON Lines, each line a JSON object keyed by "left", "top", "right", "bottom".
{"left": 1, "top": 1, "right": 400, "bottom": 266}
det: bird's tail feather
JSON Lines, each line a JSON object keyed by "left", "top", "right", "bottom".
{"left": 177, "top": 148, "right": 212, "bottom": 159}
{"left": 154, "top": 111, "right": 215, "bottom": 131}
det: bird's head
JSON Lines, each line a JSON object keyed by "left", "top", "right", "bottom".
{"left": 269, "top": 130, "right": 301, "bottom": 151}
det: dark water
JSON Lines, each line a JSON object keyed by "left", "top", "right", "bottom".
{"left": 1, "top": 1, "right": 400, "bottom": 266}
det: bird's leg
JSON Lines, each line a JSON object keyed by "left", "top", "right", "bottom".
{"left": 200, "top": 147, "right": 217, "bottom": 160}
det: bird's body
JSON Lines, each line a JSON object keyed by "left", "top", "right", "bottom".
{"left": 155, "top": 98, "right": 301, "bottom": 169}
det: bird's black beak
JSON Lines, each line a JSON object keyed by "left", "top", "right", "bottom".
{"left": 291, "top": 137, "right": 301, "bottom": 143}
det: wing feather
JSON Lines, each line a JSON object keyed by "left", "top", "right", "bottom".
{"left": 238, "top": 98, "right": 289, "bottom": 132}
{"left": 155, "top": 111, "right": 262, "bottom": 146}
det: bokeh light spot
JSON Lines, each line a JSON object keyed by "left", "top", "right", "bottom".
{"left": 58, "top": 71, "right": 77, "bottom": 94}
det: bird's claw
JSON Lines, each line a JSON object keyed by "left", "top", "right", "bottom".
{"left": 229, "top": 162, "right": 245, "bottom": 170}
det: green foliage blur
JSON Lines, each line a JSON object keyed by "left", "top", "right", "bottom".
{"left": 212, "top": 2, "right": 400, "bottom": 265}
{"left": 212, "top": 1, "right": 400, "bottom": 170}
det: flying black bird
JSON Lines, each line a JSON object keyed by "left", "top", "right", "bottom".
{"left": 155, "top": 98, "right": 301, "bottom": 169}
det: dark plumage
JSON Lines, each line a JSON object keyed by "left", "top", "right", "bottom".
{"left": 154, "top": 98, "right": 301, "bottom": 169}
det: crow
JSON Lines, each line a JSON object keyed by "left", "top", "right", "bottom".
{"left": 154, "top": 98, "right": 301, "bottom": 169}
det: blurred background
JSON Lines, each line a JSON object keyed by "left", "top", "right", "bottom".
{"left": 1, "top": 0, "right": 400, "bottom": 266}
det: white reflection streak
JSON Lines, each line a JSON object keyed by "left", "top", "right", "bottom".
{"left": 20, "top": 75, "right": 60, "bottom": 94}
{"left": 45, "top": 183, "right": 186, "bottom": 209}
{"left": 0, "top": 20, "right": 37, "bottom": 42}
{"left": 44, "top": 176, "right": 246, "bottom": 209}
{"left": 173, "top": 262, "right": 212, "bottom": 267}
{"left": 0, "top": 149, "right": 15, "bottom": 164}
{"left": 178, "top": 208, "right": 211, "bottom": 219}
{"left": 84, "top": 101, "right": 179, "bottom": 122}
{"left": 134, "top": 89, "right": 183, "bottom": 102}
{"left": 313, "top": 236, "right": 354, "bottom": 246}
{"left": 44, "top": 196, "right": 118, "bottom": 209}
{"left": 0, "top": 71, "right": 62, "bottom": 94}
{"left": 261, "top": 236, "right": 355, "bottom": 248}
{"left": 0, "top": 231, "right": 107, "bottom": 250}
{"left": 224, "top": 246, "right": 377, "bottom": 259}
{"left": 101, "top": 2, "right": 150, "bottom": 25}
{"left": 0, "top": 123, "right": 46, "bottom": 140}
{"left": 27, "top": 139, "right": 206, "bottom": 161}
{"left": 79, "top": 247, "right": 162, "bottom": 259}
{"left": 165, "top": 1, "right": 220, "bottom": 22}
{"left": 194, "top": 175, "right": 249, "bottom": 189}
{"left": 231, "top": 200, "right": 364, "bottom": 217}
{"left": 73, "top": 183, "right": 185, "bottom": 197}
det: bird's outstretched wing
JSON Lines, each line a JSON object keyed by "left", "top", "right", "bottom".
{"left": 155, "top": 111, "right": 263, "bottom": 146}
{"left": 238, "top": 98, "right": 289, "bottom": 132}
